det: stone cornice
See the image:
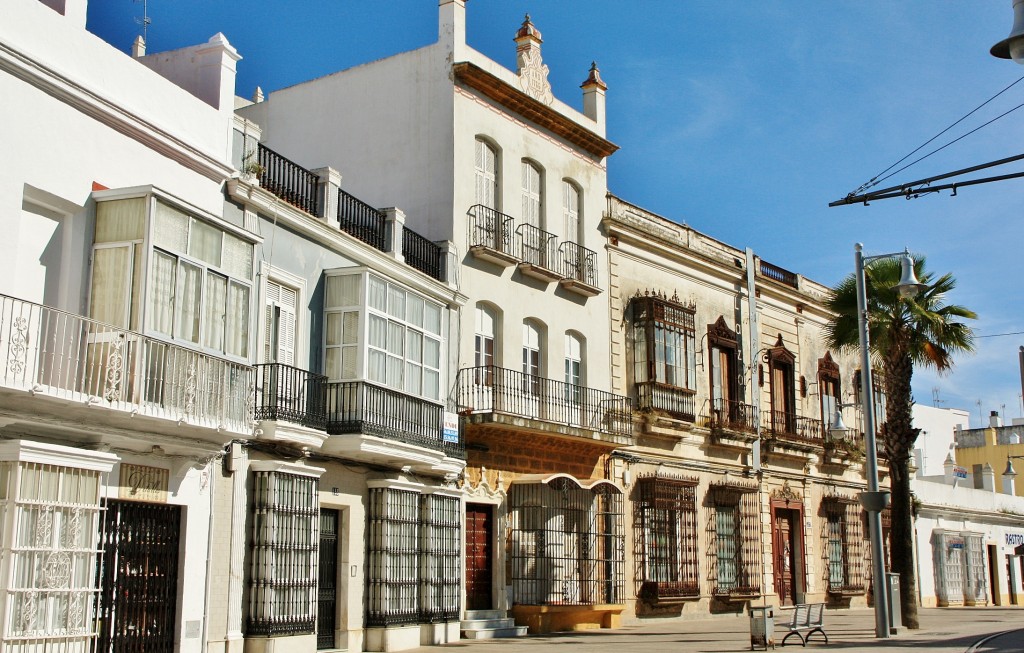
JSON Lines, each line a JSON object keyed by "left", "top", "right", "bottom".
{"left": 0, "top": 41, "right": 233, "bottom": 183}
{"left": 453, "top": 61, "right": 618, "bottom": 158}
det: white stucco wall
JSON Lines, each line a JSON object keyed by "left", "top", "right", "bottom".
{"left": 913, "top": 405, "right": 971, "bottom": 478}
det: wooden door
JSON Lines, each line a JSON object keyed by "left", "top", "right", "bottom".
{"left": 773, "top": 509, "right": 798, "bottom": 606}
{"left": 466, "top": 504, "right": 494, "bottom": 610}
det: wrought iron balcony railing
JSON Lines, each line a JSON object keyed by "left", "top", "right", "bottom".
{"left": 516, "top": 223, "right": 559, "bottom": 272}
{"left": 704, "top": 398, "right": 759, "bottom": 433}
{"left": 468, "top": 204, "right": 516, "bottom": 256}
{"left": 257, "top": 143, "right": 320, "bottom": 216}
{"left": 456, "top": 366, "right": 633, "bottom": 441}
{"left": 0, "top": 294, "right": 253, "bottom": 433}
{"left": 337, "top": 189, "right": 386, "bottom": 252}
{"left": 764, "top": 410, "right": 824, "bottom": 444}
{"left": 324, "top": 380, "right": 463, "bottom": 458}
{"left": 635, "top": 381, "right": 696, "bottom": 422}
{"left": 253, "top": 363, "right": 328, "bottom": 430}
{"left": 401, "top": 227, "right": 445, "bottom": 282}
{"left": 559, "top": 241, "right": 599, "bottom": 288}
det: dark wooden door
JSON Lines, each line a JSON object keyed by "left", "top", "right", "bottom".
{"left": 773, "top": 509, "right": 798, "bottom": 606}
{"left": 96, "top": 500, "right": 181, "bottom": 653}
{"left": 466, "top": 504, "right": 493, "bottom": 610}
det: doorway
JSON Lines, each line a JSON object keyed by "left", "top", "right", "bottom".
{"left": 466, "top": 504, "right": 494, "bottom": 610}
{"left": 96, "top": 500, "right": 181, "bottom": 653}
{"left": 318, "top": 508, "right": 339, "bottom": 649}
{"left": 772, "top": 506, "right": 801, "bottom": 606}
{"left": 988, "top": 544, "right": 1000, "bottom": 605}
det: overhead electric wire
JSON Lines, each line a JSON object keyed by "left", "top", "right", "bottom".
{"left": 848, "top": 74, "right": 1024, "bottom": 198}
{"left": 976, "top": 330, "right": 1024, "bottom": 338}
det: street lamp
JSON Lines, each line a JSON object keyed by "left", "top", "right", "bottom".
{"left": 992, "top": 0, "right": 1024, "bottom": 63}
{"left": 850, "top": 243, "right": 926, "bottom": 639}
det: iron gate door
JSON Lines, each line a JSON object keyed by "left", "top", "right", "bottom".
{"left": 318, "top": 508, "right": 339, "bottom": 649}
{"left": 96, "top": 500, "right": 181, "bottom": 653}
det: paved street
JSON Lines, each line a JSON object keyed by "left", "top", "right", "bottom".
{"left": 428, "top": 608, "right": 1024, "bottom": 653}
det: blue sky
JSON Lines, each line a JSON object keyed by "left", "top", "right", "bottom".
{"left": 87, "top": 1, "right": 1024, "bottom": 427}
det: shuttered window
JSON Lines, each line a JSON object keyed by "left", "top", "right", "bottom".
{"left": 264, "top": 280, "right": 297, "bottom": 365}
{"left": 475, "top": 140, "right": 497, "bottom": 209}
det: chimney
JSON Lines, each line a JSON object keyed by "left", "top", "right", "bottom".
{"left": 132, "top": 35, "right": 146, "bottom": 58}
{"left": 581, "top": 61, "right": 607, "bottom": 131}
{"left": 1003, "top": 469, "right": 1017, "bottom": 496}
{"left": 439, "top": 0, "right": 467, "bottom": 61}
{"left": 943, "top": 453, "right": 957, "bottom": 486}
{"left": 991, "top": 410, "right": 1004, "bottom": 428}
{"left": 982, "top": 463, "right": 997, "bottom": 492}
{"left": 195, "top": 33, "right": 241, "bottom": 112}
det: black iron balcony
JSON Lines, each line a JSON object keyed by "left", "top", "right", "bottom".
{"left": 324, "top": 380, "right": 463, "bottom": 458}
{"left": 516, "top": 223, "right": 561, "bottom": 281}
{"left": 402, "top": 227, "right": 445, "bottom": 282}
{"left": 705, "top": 398, "right": 759, "bottom": 433}
{"left": 635, "top": 381, "right": 696, "bottom": 422}
{"left": 764, "top": 410, "right": 824, "bottom": 444}
{"left": 337, "top": 189, "right": 386, "bottom": 252}
{"left": 456, "top": 366, "right": 633, "bottom": 442}
{"left": 559, "top": 241, "right": 599, "bottom": 288}
{"left": 253, "top": 363, "right": 327, "bottom": 430}
{"left": 468, "top": 205, "right": 517, "bottom": 266}
{"left": 257, "top": 143, "right": 320, "bottom": 216}
{"left": 0, "top": 293, "right": 253, "bottom": 433}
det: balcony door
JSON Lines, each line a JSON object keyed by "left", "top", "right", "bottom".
{"left": 767, "top": 336, "right": 796, "bottom": 435}
{"left": 472, "top": 305, "right": 496, "bottom": 411}
{"left": 708, "top": 318, "right": 739, "bottom": 427}
{"left": 262, "top": 279, "right": 298, "bottom": 415}
{"left": 521, "top": 321, "right": 542, "bottom": 419}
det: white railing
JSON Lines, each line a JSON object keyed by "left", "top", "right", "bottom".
{"left": 0, "top": 294, "right": 254, "bottom": 434}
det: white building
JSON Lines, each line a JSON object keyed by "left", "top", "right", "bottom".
{"left": 912, "top": 405, "right": 1024, "bottom": 608}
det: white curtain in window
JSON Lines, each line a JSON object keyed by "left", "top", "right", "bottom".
{"left": 226, "top": 282, "right": 250, "bottom": 358}
{"left": 203, "top": 273, "right": 227, "bottom": 351}
{"left": 368, "top": 275, "right": 387, "bottom": 312}
{"left": 175, "top": 261, "right": 202, "bottom": 343}
{"left": 188, "top": 218, "right": 223, "bottom": 268}
{"left": 148, "top": 250, "right": 176, "bottom": 336}
{"left": 95, "top": 198, "right": 145, "bottom": 244}
{"left": 326, "top": 275, "right": 360, "bottom": 308}
{"left": 152, "top": 201, "right": 188, "bottom": 252}
{"left": 90, "top": 246, "right": 132, "bottom": 327}
{"left": 222, "top": 232, "right": 253, "bottom": 279}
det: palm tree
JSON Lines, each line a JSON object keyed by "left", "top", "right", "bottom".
{"left": 825, "top": 255, "right": 975, "bottom": 629}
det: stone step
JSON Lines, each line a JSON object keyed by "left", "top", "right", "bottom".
{"left": 463, "top": 609, "right": 506, "bottom": 621}
{"left": 461, "top": 625, "right": 529, "bottom": 639}
{"left": 461, "top": 617, "right": 517, "bottom": 630}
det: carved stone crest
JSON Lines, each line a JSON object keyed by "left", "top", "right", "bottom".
{"left": 515, "top": 15, "right": 553, "bottom": 106}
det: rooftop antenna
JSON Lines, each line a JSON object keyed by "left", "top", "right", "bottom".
{"left": 976, "top": 399, "right": 983, "bottom": 427}
{"left": 932, "top": 387, "right": 945, "bottom": 408}
{"left": 134, "top": 0, "right": 151, "bottom": 43}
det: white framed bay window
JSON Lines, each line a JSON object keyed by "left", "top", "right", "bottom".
{"left": 90, "top": 189, "right": 255, "bottom": 361}
{"left": 324, "top": 272, "right": 444, "bottom": 401}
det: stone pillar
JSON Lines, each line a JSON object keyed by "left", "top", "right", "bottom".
{"left": 311, "top": 167, "right": 342, "bottom": 223}
{"left": 943, "top": 453, "right": 957, "bottom": 486}
{"left": 1003, "top": 472, "right": 1016, "bottom": 496}
{"left": 382, "top": 208, "right": 406, "bottom": 263}
{"left": 224, "top": 442, "right": 249, "bottom": 652}
{"left": 439, "top": 240, "right": 458, "bottom": 289}
{"left": 982, "top": 463, "right": 997, "bottom": 492}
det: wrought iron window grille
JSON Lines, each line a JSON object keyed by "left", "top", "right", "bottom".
{"left": 632, "top": 475, "right": 700, "bottom": 601}
{"left": 630, "top": 292, "right": 697, "bottom": 421}
{"left": 247, "top": 471, "right": 319, "bottom": 637}
{"left": 821, "top": 496, "right": 865, "bottom": 595}
{"left": 508, "top": 478, "right": 625, "bottom": 606}
{"left": 707, "top": 483, "right": 761, "bottom": 598}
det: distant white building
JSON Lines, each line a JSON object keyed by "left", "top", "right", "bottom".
{"left": 912, "top": 405, "right": 1024, "bottom": 608}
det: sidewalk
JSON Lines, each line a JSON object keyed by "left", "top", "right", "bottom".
{"left": 430, "top": 607, "right": 1024, "bottom": 653}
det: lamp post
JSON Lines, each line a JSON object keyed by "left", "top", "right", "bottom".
{"left": 847, "top": 244, "right": 926, "bottom": 639}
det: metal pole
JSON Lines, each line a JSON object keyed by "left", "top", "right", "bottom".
{"left": 746, "top": 247, "right": 761, "bottom": 473}
{"left": 855, "top": 243, "right": 891, "bottom": 639}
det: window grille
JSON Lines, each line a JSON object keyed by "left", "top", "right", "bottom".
{"left": 632, "top": 475, "right": 699, "bottom": 600}
{"left": 509, "top": 478, "right": 624, "bottom": 606}
{"left": 964, "top": 534, "right": 987, "bottom": 604}
{"left": 932, "top": 531, "right": 965, "bottom": 606}
{"left": 420, "top": 494, "right": 461, "bottom": 623}
{"left": 248, "top": 471, "right": 319, "bottom": 636}
{"left": 707, "top": 483, "right": 760, "bottom": 597}
{"left": 1, "top": 462, "right": 104, "bottom": 653}
{"left": 366, "top": 489, "right": 462, "bottom": 626}
{"left": 821, "top": 497, "right": 865, "bottom": 594}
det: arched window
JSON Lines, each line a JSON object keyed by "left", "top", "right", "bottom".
{"left": 522, "top": 320, "right": 542, "bottom": 394}
{"left": 475, "top": 304, "right": 497, "bottom": 377}
{"left": 562, "top": 180, "right": 581, "bottom": 243}
{"left": 565, "top": 332, "right": 583, "bottom": 387}
{"left": 818, "top": 352, "right": 841, "bottom": 427}
{"left": 475, "top": 139, "right": 498, "bottom": 209}
{"left": 521, "top": 160, "right": 542, "bottom": 228}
